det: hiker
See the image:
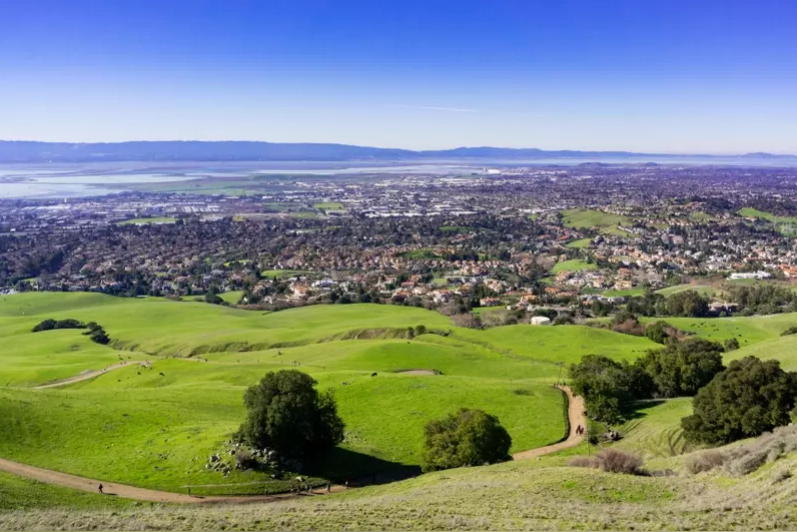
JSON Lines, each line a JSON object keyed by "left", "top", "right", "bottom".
{"left": 326, "top": 482, "right": 332, "bottom": 493}
{"left": 98, "top": 483, "right": 104, "bottom": 494}
{"left": 187, "top": 486, "right": 192, "bottom": 497}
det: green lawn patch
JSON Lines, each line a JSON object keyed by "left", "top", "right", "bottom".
{"left": 551, "top": 259, "right": 597, "bottom": 273}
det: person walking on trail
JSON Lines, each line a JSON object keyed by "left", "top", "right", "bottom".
{"left": 98, "top": 483, "right": 104, "bottom": 494}
{"left": 187, "top": 486, "right": 191, "bottom": 497}
{"left": 326, "top": 481, "right": 332, "bottom": 493}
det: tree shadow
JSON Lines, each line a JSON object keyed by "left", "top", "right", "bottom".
{"left": 304, "top": 447, "right": 421, "bottom": 487}
{"left": 622, "top": 399, "right": 667, "bottom": 421}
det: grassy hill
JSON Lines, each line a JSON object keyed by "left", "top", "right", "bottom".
{"left": 6, "top": 293, "right": 797, "bottom": 528}
{"left": 5, "top": 437, "right": 797, "bottom": 530}
{"left": 3, "top": 293, "right": 636, "bottom": 495}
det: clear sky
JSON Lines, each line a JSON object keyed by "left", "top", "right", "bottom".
{"left": 1, "top": 0, "right": 796, "bottom": 153}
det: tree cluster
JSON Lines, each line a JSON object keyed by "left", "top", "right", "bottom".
{"left": 570, "top": 338, "right": 726, "bottom": 424}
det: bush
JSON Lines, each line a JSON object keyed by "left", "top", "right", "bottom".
{"left": 452, "top": 313, "right": 482, "bottom": 329}
{"left": 781, "top": 325, "right": 797, "bottom": 336}
{"left": 421, "top": 408, "right": 511, "bottom": 472}
{"left": 724, "top": 337, "right": 740, "bottom": 351}
{"left": 685, "top": 450, "right": 727, "bottom": 474}
{"left": 236, "top": 370, "right": 345, "bottom": 461}
{"left": 568, "top": 449, "right": 644, "bottom": 475}
{"left": 721, "top": 425, "right": 797, "bottom": 477}
{"left": 636, "top": 338, "right": 725, "bottom": 398}
{"left": 32, "top": 318, "right": 86, "bottom": 333}
{"left": 682, "top": 357, "right": 797, "bottom": 445}
{"left": 644, "top": 321, "right": 673, "bottom": 344}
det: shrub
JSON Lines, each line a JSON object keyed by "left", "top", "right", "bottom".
{"left": 720, "top": 425, "right": 797, "bottom": 476}
{"left": 781, "top": 325, "right": 797, "bottom": 336}
{"left": 568, "top": 449, "right": 644, "bottom": 475}
{"left": 644, "top": 320, "right": 673, "bottom": 344}
{"left": 771, "top": 468, "right": 792, "bottom": 483}
{"left": 236, "top": 370, "right": 345, "bottom": 461}
{"left": 685, "top": 450, "right": 727, "bottom": 474}
{"left": 452, "top": 313, "right": 482, "bottom": 329}
{"left": 421, "top": 408, "right": 511, "bottom": 472}
{"left": 32, "top": 318, "right": 86, "bottom": 333}
{"left": 682, "top": 357, "right": 797, "bottom": 445}
{"left": 724, "top": 337, "right": 740, "bottom": 351}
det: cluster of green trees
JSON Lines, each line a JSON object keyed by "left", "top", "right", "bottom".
{"left": 626, "top": 290, "right": 709, "bottom": 318}
{"left": 31, "top": 318, "right": 110, "bottom": 345}
{"left": 237, "top": 370, "right": 512, "bottom": 474}
{"left": 569, "top": 338, "right": 726, "bottom": 424}
{"left": 725, "top": 284, "right": 797, "bottom": 315}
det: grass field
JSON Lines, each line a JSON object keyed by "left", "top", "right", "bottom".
{"left": 603, "top": 288, "right": 645, "bottom": 297}
{"left": 561, "top": 208, "right": 630, "bottom": 235}
{"left": 8, "top": 443, "right": 797, "bottom": 530}
{"left": 8, "top": 294, "right": 797, "bottom": 527}
{"left": 0, "top": 471, "right": 132, "bottom": 511}
{"left": 565, "top": 237, "right": 592, "bottom": 249}
{"left": 218, "top": 290, "right": 242, "bottom": 304}
{"left": 738, "top": 207, "right": 797, "bottom": 224}
{"left": 551, "top": 259, "right": 597, "bottom": 273}
{"left": 260, "top": 269, "right": 312, "bottom": 279}
{"left": 656, "top": 283, "right": 716, "bottom": 298}
{"left": 313, "top": 202, "right": 344, "bottom": 210}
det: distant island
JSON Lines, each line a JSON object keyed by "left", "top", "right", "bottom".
{"left": 0, "top": 140, "right": 794, "bottom": 163}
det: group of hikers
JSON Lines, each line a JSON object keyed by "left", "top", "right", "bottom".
{"left": 575, "top": 424, "right": 586, "bottom": 436}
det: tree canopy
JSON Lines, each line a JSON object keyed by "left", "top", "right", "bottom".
{"left": 236, "top": 370, "right": 345, "bottom": 460}
{"left": 682, "top": 357, "right": 797, "bottom": 445}
{"left": 421, "top": 408, "right": 512, "bottom": 472}
{"left": 636, "top": 338, "right": 725, "bottom": 398}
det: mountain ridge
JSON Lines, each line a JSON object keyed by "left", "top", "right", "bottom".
{"left": 0, "top": 140, "right": 794, "bottom": 163}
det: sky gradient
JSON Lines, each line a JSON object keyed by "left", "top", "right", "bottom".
{"left": 1, "top": 0, "right": 797, "bottom": 153}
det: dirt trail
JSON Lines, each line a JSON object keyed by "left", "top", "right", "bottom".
{"left": 33, "top": 361, "right": 147, "bottom": 390}
{"left": 0, "top": 458, "right": 344, "bottom": 504}
{"left": 512, "top": 385, "right": 586, "bottom": 460}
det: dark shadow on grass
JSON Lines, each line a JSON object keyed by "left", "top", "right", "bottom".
{"left": 304, "top": 447, "right": 421, "bottom": 488}
{"left": 622, "top": 399, "right": 667, "bottom": 421}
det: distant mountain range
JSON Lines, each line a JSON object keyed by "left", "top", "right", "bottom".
{"left": 0, "top": 140, "right": 794, "bottom": 163}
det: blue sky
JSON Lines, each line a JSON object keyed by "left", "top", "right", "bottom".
{"left": 1, "top": 0, "right": 796, "bottom": 152}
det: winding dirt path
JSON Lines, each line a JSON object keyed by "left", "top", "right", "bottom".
{"left": 0, "top": 458, "right": 344, "bottom": 504}
{"left": 32, "top": 361, "right": 147, "bottom": 390}
{"left": 512, "top": 385, "right": 586, "bottom": 460}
